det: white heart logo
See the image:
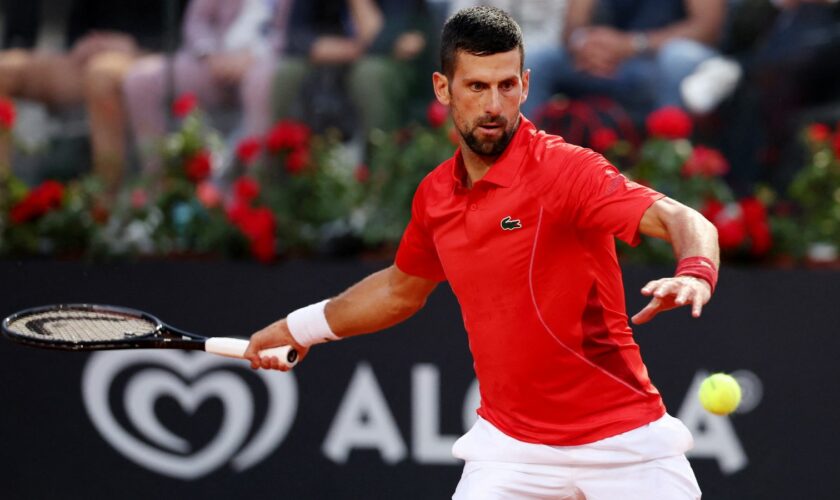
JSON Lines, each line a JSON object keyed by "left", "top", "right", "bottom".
{"left": 82, "top": 351, "right": 297, "bottom": 479}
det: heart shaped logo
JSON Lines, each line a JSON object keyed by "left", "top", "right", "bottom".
{"left": 82, "top": 350, "right": 297, "bottom": 479}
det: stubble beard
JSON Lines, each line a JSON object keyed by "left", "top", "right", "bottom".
{"left": 459, "top": 114, "right": 519, "bottom": 157}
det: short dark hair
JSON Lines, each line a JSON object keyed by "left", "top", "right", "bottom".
{"left": 440, "top": 6, "right": 524, "bottom": 78}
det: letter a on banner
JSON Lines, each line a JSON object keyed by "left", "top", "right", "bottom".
{"left": 412, "top": 365, "right": 459, "bottom": 464}
{"left": 323, "top": 363, "right": 407, "bottom": 464}
{"left": 678, "top": 371, "right": 748, "bottom": 474}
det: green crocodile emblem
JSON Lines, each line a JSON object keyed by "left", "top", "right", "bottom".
{"left": 500, "top": 216, "right": 522, "bottom": 230}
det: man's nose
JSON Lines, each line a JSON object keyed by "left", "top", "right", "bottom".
{"left": 484, "top": 88, "right": 502, "bottom": 116}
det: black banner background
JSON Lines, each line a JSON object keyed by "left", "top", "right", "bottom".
{"left": 0, "top": 259, "right": 837, "bottom": 499}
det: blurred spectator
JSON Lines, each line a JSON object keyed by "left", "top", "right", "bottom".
{"left": 521, "top": 0, "right": 727, "bottom": 119}
{"left": 1, "top": 0, "right": 39, "bottom": 49}
{"left": 124, "top": 0, "right": 293, "bottom": 173}
{"left": 0, "top": 0, "right": 187, "bottom": 189}
{"left": 691, "top": 0, "right": 840, "bottom": 193}
{"left": 272, "top": 0, "right": 431, "bottom": 140}
{"left": 447, "top": 0, "right": 568, "bottom": 54}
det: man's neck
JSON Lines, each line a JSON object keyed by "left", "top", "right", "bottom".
{"left": 461, "top": 148, "right": 497, "bottom": 188}
{"left": 459, "top": 117, "right": 521, "bottom": 188}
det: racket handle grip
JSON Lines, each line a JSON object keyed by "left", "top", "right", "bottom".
{"left": 205, "top": 337, "right": 299, "bottom": 368}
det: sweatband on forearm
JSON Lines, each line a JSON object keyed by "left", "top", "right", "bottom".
{"left": 286, "top": 299, "right": 340, "bottom": 348}
{"left": 675, "top": 256, "right": 718, "bottom": 293}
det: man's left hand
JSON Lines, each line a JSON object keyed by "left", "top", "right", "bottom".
{"left": 631, "top": 276, "right": 712, "bottom": 324}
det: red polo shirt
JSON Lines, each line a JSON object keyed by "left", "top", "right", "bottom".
{"left": 395, "top": 116, "right": 666, "bottom": 445}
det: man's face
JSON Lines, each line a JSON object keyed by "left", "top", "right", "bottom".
{"left": 433, "top": 49, "right": 529, "bottom": 157}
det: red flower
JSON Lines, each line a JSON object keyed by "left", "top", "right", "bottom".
{"left": 130, "top": 188, "right": 148, "bottom": 209}
{"left": 426, "top": 100, "right": 448, "bottom": 128}
{"left": 682, "top": 146, "right": 729, "bottom": 177}
{"left": 540, "top": 99, "right": 569, "bottom": 120}
{"left": 228, "top": 204, "right": 276, "bottom": 262}
{"left": 355, "top": 164, "right": 370, "bottom": 183}
{"left": 702, "top": 200, "right": 746, "bottom": 250}
{"left": 9, "top": 180, "right": 64, "bottom": 224}
{"left": 196, "top": 181, "right": 222, "bottom": 208}
{"left": 739, "top": 197, "right": 772, "bottom": 256}
{"left": 714, "top": 211, "right": 746, "bottom": 250}
{"left": 646, "top": 106, "right": 693, "bottom": 140}
{"left": 266, "top": 120, "right": 311, "bottom": 153}
{"left": 590, "top": 128, "right": 618, "bottom": 153}
{"left": 700, "top": 199, "right": 724, "bottom": 221}
{"left": 226, "top": 199, "right": 250, "bottom": 226}
{"left": 172, "top": 93, "right": 198, "bottom": 118}
{"left": 185, "top": 151, "right": 212, "bottom": 182}
{"left": 235, "top": 137, "right": 262, "bottom": 165}
{"left": 807, "top": 123, "right": 831, "bottom": 143}
{"left": 448, "top": 125, "right": 461, "bottom": 146}
{"left": 285, "top": 147, "right": 309, "bottom": 174}
{"left": 233, "top": 177, "right": 260, "bottom": 202}
{"left": 834, "top": 131, "right": 840, "bottom": 159}
{"left": 0, "top": 97, "right": 15, "bottom": 130}
{"left": 91, "top": 204, "right": 109, "bottom": 225}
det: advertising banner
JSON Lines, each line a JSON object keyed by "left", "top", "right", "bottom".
{"left": 0, "top": 260, "right": 835, "bottom": 499}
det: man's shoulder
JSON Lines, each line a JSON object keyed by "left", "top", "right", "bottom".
{"left": 415, "top": 156, "right": 456, "bottom": 198}
{"left": 525, "top": 131, "right": 600, "bottom": 179}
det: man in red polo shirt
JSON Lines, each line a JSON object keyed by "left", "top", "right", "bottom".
{"left": 246, "top": 6, "right": 717, "bottom": 499}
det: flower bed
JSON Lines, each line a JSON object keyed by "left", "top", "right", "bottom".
{"left": 1, "top": 96, "right": 836, "bottom": 266}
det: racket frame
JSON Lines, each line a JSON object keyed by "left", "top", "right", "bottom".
{"left": 2, "top": 303, "right": 211, "bottom": 352}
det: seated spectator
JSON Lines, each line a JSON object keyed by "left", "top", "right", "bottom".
{"left": 124, "top": 0, "right": 293, "bottom": 173}
{"left": 521, "top": 0, "right": 727, "bottom": 120}
{"left": 272, "top": 0, "right": 431, "bottom": 140}
{"left": 0, "top": 0, "right": 188, "bottom": 190}
{"left": 687, "top": 0, "right": 840, "bottom": 193}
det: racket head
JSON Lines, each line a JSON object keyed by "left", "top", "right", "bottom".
{"left": 1, "top": 304, "right": 201, "bottom": 351}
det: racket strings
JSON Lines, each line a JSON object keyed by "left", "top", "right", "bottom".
{"left": 5, "top": 310, "right": 158, "bottom": 343}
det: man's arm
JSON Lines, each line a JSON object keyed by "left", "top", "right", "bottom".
{"left": 244, "top": 265, "right": 438, "bottom": 370}
{"left": 631, "top": 197, "right": 719, "bottom": 324}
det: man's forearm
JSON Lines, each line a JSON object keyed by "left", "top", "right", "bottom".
{"left": 325, "top": 265, "right": 437, "bottom": 338}
{"left": 640, "top": 197, "right": 720, "bottom": 268}
{"left": 664, "top": 206, "right": 719, "bottom": 269}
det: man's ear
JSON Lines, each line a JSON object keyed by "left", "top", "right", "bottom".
{"left": 432, "top": 72, "right": 451, "bottom": 106}
{"left": 520, "top": 68, "right": 530, "bottom": 105}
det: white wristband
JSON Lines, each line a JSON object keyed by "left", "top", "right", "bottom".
{"left": 286, "top": 299, "right": 339, "bottom": 348}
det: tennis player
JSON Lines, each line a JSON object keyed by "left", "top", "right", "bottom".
{"left": 246, "top": 7, "right": 717, "bottom": 499}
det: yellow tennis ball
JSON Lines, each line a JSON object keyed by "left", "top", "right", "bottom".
{"left": 698, "top": 373, "right": 742, "bottom": 415}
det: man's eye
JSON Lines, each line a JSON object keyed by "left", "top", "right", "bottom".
{"left": 470, "top": 83, "right": 484, "bottom": 91}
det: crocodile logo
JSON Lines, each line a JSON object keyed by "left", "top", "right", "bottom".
{"left": 500, "top": 216, "right": 522, "bottom": 231}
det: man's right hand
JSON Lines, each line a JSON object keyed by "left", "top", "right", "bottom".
{"left": 244, "top": 318, "right": 309, "bottom": 371}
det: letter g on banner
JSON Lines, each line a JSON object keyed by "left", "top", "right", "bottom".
{"left": 82, "top": 351, "right": 298, "bottom": 480}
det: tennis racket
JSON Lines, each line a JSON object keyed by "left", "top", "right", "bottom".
{"left": 1, "top": 304, "right": 298, "bottom": 369}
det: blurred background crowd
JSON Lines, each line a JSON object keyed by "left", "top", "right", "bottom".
{"left": 1, "top": 0, "right": 839, "bottom": 263}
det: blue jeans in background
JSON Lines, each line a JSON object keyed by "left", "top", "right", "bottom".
{"left": 522, "top": 38, "right": 719, "bottom": 120}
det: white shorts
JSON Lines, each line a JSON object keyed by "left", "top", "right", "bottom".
{"left": 451, "top": 414, "right": 701, "bottom": 500}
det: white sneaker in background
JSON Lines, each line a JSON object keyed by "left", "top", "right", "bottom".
{"left": 681, "top": 57, "right": 743, "bottom": 114}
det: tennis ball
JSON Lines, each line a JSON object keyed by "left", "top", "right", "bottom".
{"left": 698, "top": 373, "right": 742, "bottom": 416}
